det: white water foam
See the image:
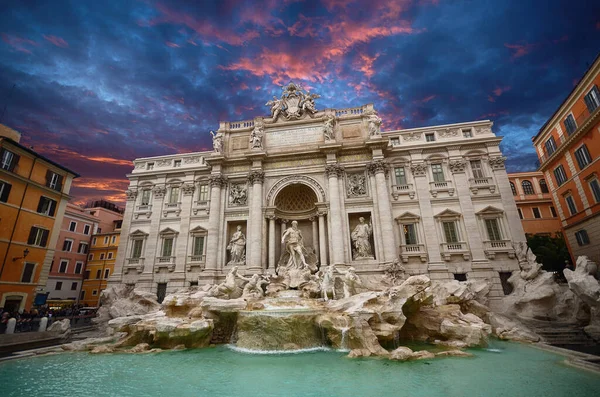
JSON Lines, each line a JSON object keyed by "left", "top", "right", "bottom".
{"left": 485, "top": 348, "right": 503, "bottom": 353}
{"left": 226, "top": 345, "right": 332, "bottom": 355}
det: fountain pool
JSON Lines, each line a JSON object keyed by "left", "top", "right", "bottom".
{"left": 1, "top": 341, "right": 598, "bottom": 397}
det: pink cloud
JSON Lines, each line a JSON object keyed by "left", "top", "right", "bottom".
{"left": 504, "top": 42, "right": 535, "bottom": 59}
{"left": 492, "top": 86, "right": 511, "bottom": 97}
{"left": 419, "top": 95, "right": 436, "bottom": 103}
{"left": 43, "top": 34, "right": 69, "bottom": 48}
{"left": 1, "top": 33, "right": 37, "bottom": 53}
{"left": 165, "top": 41, "right": 180, "bottom": 48}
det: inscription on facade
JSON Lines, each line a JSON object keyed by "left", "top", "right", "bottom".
{"left": 268, "top": 126, "right": 322, "bottom": 147}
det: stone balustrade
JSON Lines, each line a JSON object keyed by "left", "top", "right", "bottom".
{"left": 429, "top": 180, "right": 455, "bottom": 197}
{"left": 440, "top": 242, "right": 470, "bottom": 261}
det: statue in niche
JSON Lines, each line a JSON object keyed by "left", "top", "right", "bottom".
{"left": 338, "top": 266, "right": 364, "bottom": 298}
{"left": 277, "top": 221, "right": 318, "bottom": 288}
{"left": 367, "top": 113, "right": 382, "bottom": 136}
{"left": 242, "top": 274, "right": 269, "bottom": 299}
{"left": 347, "top": 174, "right": 366, "bottom": 197}
{"left": 302, "top": 92, "right": 320, "bottom": 115}
{"left": 266, "top": 96, "right": 283, "bottom": 120}
{"left": 281, "top": 221, "right": 309, "bottom": 270}
{"left": 209, "top": 130, "right": 223, "bottom": 153}
{"left": 227, "top": 225, "right": 246, "bottom": 265}
{"left": 351, "top": 217, "right": 373, "bottom": 259}
{"left": 250, "top": 124, "right": 264, "bottom": 150}
{"left": 323, "top": 114, "right": 336, "bottom": 141}
{"left": 229, "top": 184, "right": 247, "bottom": 206}
{"left": 208, "top": 266, "right": 247, "bottom": 299}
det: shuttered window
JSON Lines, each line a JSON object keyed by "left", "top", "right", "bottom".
{"left": 574, "top": 145, "right": 592, "bottom": 170}
{"left": 21, "top": 263, "right": 35, "bottom": 283}
{"left": 431, "top": 164, "right": 445, "bottom": 182}
{"left": 403, "top": 224, "right": 418, "bottom": 245}
{"left": 45, "top": 170, "right": 63, "bottom": 191}
{"left": 193, "top": 236, "right": 205, "bottom": 256}
{"left": 37, "top": 197, "right": 57, "bottom": 216}
{"left": 394, "top": 167, "right": 407, "bottom": 185}
{"left": 28, "top": 227, "right": 49, "bottom": 247}
{"left": 564, "top": 114, "right": 577, "bottom": 135}
{"left": 162, "top": 238, "right": 174, "bottom": 257}
{"left": 0, "top": 148, "right": 19, "bottom": 171}
{"left": 584, "top": 85, "right": 600, "bottom": 112}
{"left": 470, "top": 160, "right": 485, "bottom": 179}
{"left": 131, "top": 239, "right": 143, "bottom": 258}
{"left": 545, "top": 137, "right": 557, "bottom": 155}
{"left": 140, "top": 189, "right": 151, "bottom": 205}
{"left": 0, "top": 181, "right": 11, "bottom": 202}
{"left": 553, "top": 165, "right": 567, "bottom": 186}
{"left": 485, "top": 219, "right": 502, "bottom": 241}
{"left": 443, "top": 221, "right": 459, "bottom": 243}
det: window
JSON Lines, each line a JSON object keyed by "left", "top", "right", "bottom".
{"left": 168, "top": 187, "right": 180, "bottom": 204}
{"left": 28, "top": 227, "right": 49, "bottom": 247}
{"left": 565, "top": 195, "right": 577, "bottom": 216}
{"left": 71, "top": 282, "right": 78, "bottom": 291}
{"left": 394, "top": 167, "right": 407, "bottom": 185}
{"left": 83, "top": 225, "right": 91, "bottom": 235}
{"left": 157, "top": 283, "right": 167, "bottom": 303}
{"left": 92, "top": 290, "right": 98, "bottom": 296}
{"left": 554, "top": 165, "right": 567, "bottom": 186}
{"left": 92, "top": 237, "right": 97, "bottom": 245}
{"left": 162, "top": 238, "right": 174, "bottom": 257}
{"left": 431, "top": 164, "right": 445, "bottom": 182}
{"left": 99, "top": 253, "right": 105, "bottom": 260}
{"left": 574, "top": 145, "right": 592, "bottom": 170}
{"left": 442, "top": 221, "right": 459, "bottom": 243}
{"left": 198, "top": 184, "right": 209, "bottom": 202}
{"left": 111, "top": 235, "right": 116, "bottom": 244}
{"left": 192, "top": 236, "right": 205, "bottom": 257}
{"left": 96, "top": 270, "right": 101, "bottom": 279}
{"left": 36, "top": 197, "right": 57, "bottom": 216}
{"left": 0, "top": 148, "right": 19, "bottom": 171}
{"left": 104, "top": 269, "right": 110, "bottom": 279}
{"left": 0, "top": 181, "right": 11, "bottom": 202}
{"left": 62, "top": 239, "right": 73, "bottom": 252}
{"left": 174, "top": 160, "right": 181, "bottom": 167}
{"left": 454, "top": 273, "right": 467, "bottom": 282}
{"left": 55, "top": 281, "right": 63, "bottom": 291}
{"left": 69, "top": 221, "right": 77, "bottom": 232}
{"left": 147, "top": 162, "right": 154, "bottom": 170}
{"left": 97, "top": 228, "right": 102, "bottom": 233}
{"left": 532, "top": 208, "right": 541, "bottom": 219}
{"left": 107, "top": 252, "right": 113, "bottom": 259}
{"left": 131, "top": 239, "right": 144, "bottom": 258}
{"left": 545, "top": 137, "right": 557, "bottom": 156}
{"left": 485, "top": 219, "right": 502, "bottom": 241}
{"left": 140, "top": 189, "right": 151, "bottom": 205}
{"left": 425, "top": 133, "right": 436, "bottom": 142}
{"left": 84, "top": 270, "right": 90, "bottom": 280}
{"left": 539, "top": 179, "right": 549, "bottom": 193}
{"left": 575, "top": 230, "right": 590, "bottom": 246}
{"left": 88, "top": 254, "right": 94, "bottom": 261}
{"left": 550, "top": 206, "right": 557, "bottom": 217}
{"left": 462, "top": 129, "right": 472, "bottom": 138}
{"left": 80, "top": 290, "right": 85, "bottom": 300}
{"left": 510, "top": 182, "right": 517, "bottom": 196}
{"left": 470, "top": 160, "right": 484, "bottom": 179}
{"left": 77, "top": 242, "right": 88, "bottom": 254}
{"left": 402, "top": 224, "right": 418, "bottom": 245}
{"left": 104, "top": 236, "right": 109, "bottom": 244}
{"left": 590, "top": 179, "right": 600, "bottom": 203}
{"left": 390, "top": 137, "right": 400, "bottom": 146}
{"left": 521, "top": 180, "right": 534, "bottom": 195}
{"left": 75, "top": 262, "right": 83, "bottom": 274}
{"left": 517, "top": 208, "right": 523, "bottom": 219}
{"left": 584, "top": 85, "right": 600, "bottom": 112}
{"left": 21, "top": 263, "right": 35, "bottom": 283}
{"left": 564, "top": 114, "right": 577, "bottom": 135}
{"left": 59, "top": 260, "right": 68, "bottom": 273}
{"left": 46, "top": 171, "right": 63, "bottom": 191}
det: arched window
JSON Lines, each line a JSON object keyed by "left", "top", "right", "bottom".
{"left": 510, "top": 182, "right": 517, "bottom": 196}
{"left": 539, "top": 179, "right": 549, "bottom": 193}
{"left": 521, "top": 180, "right": 534, "bottom": 195}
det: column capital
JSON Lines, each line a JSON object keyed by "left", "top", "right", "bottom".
{"left": 208, "top": 174, "right": 228, "bottom": 188}
{"left": 125, "top": 188, "right": 138, "bottom": 201}
{"left": 448, "top": 159, "right": 467, "bottom": 174}
{"left": 182, "top": 182, "right": 196, "bottom": 195}
{"left": 367, "top": 160, "right": 388, "bottom": 176}
{"left": 325, "top": 164, "right": 345, "bottom": 178}
{"left": 410, "top": 162, "right": 428, "bottom": 177}
{"left": 247, "top": 170, "right": 265, "bottom": 184}
{"left": 152, "top": 184, "right": 167, "bottom": 198}
{"left": 487, "top": 156, "right": 507, "bottom": 170}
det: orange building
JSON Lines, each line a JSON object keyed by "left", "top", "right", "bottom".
{"left": 0, "top": 125, "right": 78, "bottom": 312}
{"left": 532, "top": 53, "right": 600, "bottom": 263}
{"left": 45, "top": 203, "right": 98, "bottom": 306}
{"left": 507, "top": 171, "right": 562, "bottom": 236}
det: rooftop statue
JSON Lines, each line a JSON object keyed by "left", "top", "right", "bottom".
{"left": 209, "top": 130, "right": 223, "bottom": 153}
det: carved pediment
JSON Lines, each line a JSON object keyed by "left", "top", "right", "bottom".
{"left": 434, "top": 209, "right": 462, "bottom": 219}
{"left": 159, "top": 227, "right": 179, "bottom": 236}
{"left": 189, "top": 226, "right": 208, "bottom": 235}
{"left": 395, "top": 211, "right": 421, "bottom": 223}
{"left": 476, "top": 206, "right": 504, "bottom": 217}
{"left": 129, "top": 229, "right": 149, "bottom": 237}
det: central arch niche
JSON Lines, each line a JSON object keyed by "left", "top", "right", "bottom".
{"left": 274, "top": 183, "right": 318, "bottom": 218}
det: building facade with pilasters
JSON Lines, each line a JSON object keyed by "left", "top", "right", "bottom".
{"left": 110, "top": 85, "right": 523, "bottom": 307}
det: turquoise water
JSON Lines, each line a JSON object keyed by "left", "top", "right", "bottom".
{"left": 1, "top": 342, "right": 599, "bottom": 397}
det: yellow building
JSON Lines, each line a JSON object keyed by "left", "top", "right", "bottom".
{"left": 0, "top": 125, "right": 78, "bottom": 312}
{"left": 80, "top": 226, "right": 121, "bottom": 307}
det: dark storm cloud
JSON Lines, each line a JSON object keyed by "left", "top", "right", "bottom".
{"left": 0, "top": 0, "right": 598, "bottom": 203}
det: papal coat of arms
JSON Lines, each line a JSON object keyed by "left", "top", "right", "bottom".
{"left": 266, "top": 82, "right": 320, "bottom": 121}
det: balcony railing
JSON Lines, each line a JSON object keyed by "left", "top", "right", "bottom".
{"left": 429, "top": 181, "right": 455, "bottom": 197}
{"left": 391, "top": 184, "right": 415, "bottom": 200}
{"left": 124, "top": 258, "right": 144, "bottom": 274}
{"left": 468, "top": 177, "right": 496, "bottom": 194}
{"left": 399, "top": 244, "right": 427, "bottom": 263}
{"left": 483, "top": 240, "right": 515, "bottom": 260}
{"left": 155, "top": 257, "right": 175, "bottom": 273}
{"left": 134, "top": 204, "right": 152, "bottom": 220}
{"left": 186, "top": 255, "right": 206, "bottom": 272}
{"left": 157, "top": 256, "right": 175, "bottom": 263}
{"left": 136, "top": 204, "right": 152, "bottom": 211}
{"left": 163, "top": 202, "right": 182, "bottom": 217}
{"left": 440, "top": 242, "right": 470, "bottom": 261}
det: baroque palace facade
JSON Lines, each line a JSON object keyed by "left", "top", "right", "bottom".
{"left": 111, "top": 84, "right": 525, "bottom": 307}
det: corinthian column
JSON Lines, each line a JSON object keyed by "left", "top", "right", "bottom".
{"left": 318, "top": 209, "right": 328, "bottom": 267}
{"left": 326, "top": 164, "right": 345, "bottom": 265}
{"left": 368, "top": 160, "right": 396, "bottom": 263}
{"left": 247, "top": 170, "right": 265, "bottom": 272}
{"left": 205, "top": 174, "right": 226, "bottom": 272}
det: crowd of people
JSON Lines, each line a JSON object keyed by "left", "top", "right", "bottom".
{"left": 0, "top": 305, "right": 97, "bottom": 333}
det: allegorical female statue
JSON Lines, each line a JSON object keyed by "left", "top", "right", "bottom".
{"left": 351, "top": 217, "right": 373, "bottom": 259}
{"left": 210, "top": 130, "right": 223, "bottom": 153}
{"left": 227, "top": 225, "right": 246, "bottom": 265}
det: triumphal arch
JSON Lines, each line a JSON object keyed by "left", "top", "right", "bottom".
{"left": 112, "top": 83, "right": 525, "bottom": 306}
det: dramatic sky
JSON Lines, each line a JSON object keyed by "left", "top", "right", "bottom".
{"left": 0, "top": 0, "right": 598, "bottom": 205}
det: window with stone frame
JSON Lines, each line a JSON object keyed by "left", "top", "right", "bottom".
{"left": 162, "top": 238, "right": 174, "bottom": 257}
{"left": 402, "top": 223, "right": 419, "bottom": 245}
{"left": 139, "top": 189, "right": 151, "bottom": 206}
{"left": 575, "top": 230, "right": 590, "bottom": 246}
{"left": 168, "top": 186, "right": 180, "bottom": 204}
{"left": 476, "top": 206, "right": 508, "bottom": 244}
{"left": 0, "top": 148, "right": 19, "bottom": 171}
{"left": 539, "top": 179, "right": 549, "bottom": 193}
{"left": 532, "top": 207, "right": 541, "bottom": 219}
{"left": 470, "top": 160, "right": 485, "bottom": 179}
{"left": 21, "top": 263, "right": 35, "bottom": 283}
{"left": 553, "top": 165, "right": 567, "bottom": 186}
{"left": 589, "top": 177, "right": 600, "bottom": 204}
{"left": 37, "top": 196, "right": 57, "bottom": 216}
{"left": 158, "top": 228, "right": 178, "bottom": 259}
{"left": 545, "top": 136, "right": 557, "bottom": 156}
{"left": 394, "top": 167, "right": 407, "bottom": 186}
{"left": 59, "top": 260, "right": 68, "bottom": 273}
{"left": 510, "top": 182, "right": 517, "bottom": 195}
{"left": 550, "top": 206, "right": 557, "bottom": 217}
{"left": 197, "top": 184, "right": 209, "bottom": 202}
{"left": 565, "top": 194, "right": 577, "bottom": 216}
{"left": 131, "top": 239, "right": 144, "bottom": 258}
{"left": 62, "top": 239, "right": 73, "bottom": 252}
{"left": 431, "top": 163, "right": 445, "bottom": 182}
{"left": 28, "top": 227, "right": 49, "bottom": 247}
{"left": 484, "top": 219, "right": 503, "bottom": 241}
{"left": 584, "top": 85, "right": 600, "bottom": 112}
{"left": 442, "top": 221, "right": 459, "bottom": 243}
{"left": 574, "top": 144, "right": 592, "bottom": 170}
{"left": 518, "top": 208, "right": 524, "bottom": 219}
{"left": 564, "top": 114, "right": 577, "bottom": 135}
{"left": 521, "top": 180, "right": 535, "bottom": 195}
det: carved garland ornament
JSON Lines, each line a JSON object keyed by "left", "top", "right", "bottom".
{"left": 183, "top": 156, "right": 203, "bottom": 164}
{"left": 487, "top": 156, "right": 506, "bottom": 170}
{"left": 410, "top": 163, "right": 428, "bottom": 177}
{"left": 403, "top": 132, "right": 422, "bottom": 142}
{"left": 439, "top": 128, "right": 459, "bottom": 138}
{"left": 449, "top": 160, "right": 467, "bottom": 173}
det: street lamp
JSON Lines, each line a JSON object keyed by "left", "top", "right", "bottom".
{"left": 12, "top": 248, "right": 30, "bottom": 261}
